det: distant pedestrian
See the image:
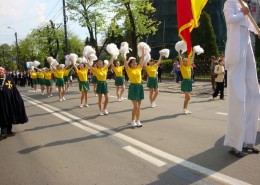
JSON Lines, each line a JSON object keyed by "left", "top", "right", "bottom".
{"left": 157, "top": 65, "right": 163, "bottom": 83}
{"left": 212, "top": 59, "right": 225, "bottom": 100}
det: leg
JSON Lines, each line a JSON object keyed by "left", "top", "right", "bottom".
{"left": 152, "top": 88, "right": 159, "bottom": 103}
{"left": 149, "top": 88, "right": 153, "bottom": 104}
{"left": 98, "top": 94, "right": 102, "bottom": 111}
{"left": 183, "top": 92, "right": 190, "bottom": 109}
{"left": 103, "top": 94, "right": 109, "bottom": 110}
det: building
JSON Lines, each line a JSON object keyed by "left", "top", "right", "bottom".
{"left": 148, "top": 0, "right": 226, "bottom": 58}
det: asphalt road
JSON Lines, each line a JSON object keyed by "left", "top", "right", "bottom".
{"left": 0, "top": 81, "right": 259, "bottom": 185}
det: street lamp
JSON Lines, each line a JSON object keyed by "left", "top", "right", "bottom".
{"left": 7, "top": 26, "right": 19, "bottom": 70}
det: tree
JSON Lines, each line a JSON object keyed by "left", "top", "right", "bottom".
{"left": 191, "top": 12, "right": 219, "bottom": 58}
{"left": 109, "top": 0, "right": 160, "bottom": 57}
{"left": 66, "top": 0, "right": 107, "bottom": 57}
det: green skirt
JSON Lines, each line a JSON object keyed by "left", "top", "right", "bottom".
{"left": 128, "top": 83, "right": 144, "bottom": 100}
{"left": 32, "top": 79, "right": 38, "bottom": 85}
{"left": 115, "top": 76, "right": 124, "bottom": 86}
{"left": 79, "top": 81, "right": 89, "bottom": 92}
{"left": 181, "top": 79, "right": 192, "bottom": 92}
{"left": 64, "top": 76, "right": 69, "bottom": 82}
{"left": 56, "top": 78, "right": 65, "bottom": 87}
{"left": 92, "top": 76, "right": 98, "bottom": 84}
{"left": 38, "top": 78, "right": 45, "bottom": 85}
{"left": 147, "top": 77, "right": 158, "bottom": 88}
{"left": 96, "top": 81, "right": 108, "bottom": 94}
{"left": 45, "top": 79, "right": 53, "bottom": 86}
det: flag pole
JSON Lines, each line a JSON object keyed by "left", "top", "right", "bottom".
{"left": 238, "top": 0, "right": 260, "bottom": 35}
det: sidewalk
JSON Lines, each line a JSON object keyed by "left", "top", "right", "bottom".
{"left": 106, "top": 79, "right": 214, "bottom": 96}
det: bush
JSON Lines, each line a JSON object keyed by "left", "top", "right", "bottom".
{"left": 160, "top": 59, "right": 173, "bottom": 73}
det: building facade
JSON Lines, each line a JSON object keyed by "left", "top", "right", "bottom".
{"left": 148, "top": 0, "right": 226, "bottom": 58}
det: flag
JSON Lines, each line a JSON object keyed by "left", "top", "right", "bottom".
{"left": 176, "top": 0, "right": 208, "bottom": 59}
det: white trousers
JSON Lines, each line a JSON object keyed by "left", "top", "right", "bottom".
{"left": 224, "top": 27, "right": 260, "bottom": 151}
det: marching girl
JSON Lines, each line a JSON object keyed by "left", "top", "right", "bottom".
{"left": 110, "top": 59, "right": 125, "bottom": 102}
{"left": 37, "top": 68, "right": 45, "bottom": 95}
{"left": 146, "top": 54, "right": 162, "bottom": 108}
{"left": 50, "top": 64, "right": 66, "bottom": 102}
{"left": 30, "top": 68, "right": 38, "bottom": 93}
{"left": 91, "top": 63, "right": 98, "bottom": 96}
{"left": 178, "top": 52, "right": 194, "bottom": 115}
{"left": 87, "top": 59, "right": 110, "bottom": 116}
{"left": 44, "top": 68, "right": 53, "bottom": 98}
{"left": 73, "top": 63, "right": 90, "bottom": 108}
{"left": 122, "top": 47, "right": 145, "bottom": 128}
{"left": 64, "top": 68, "right": 71, "bottom": 92}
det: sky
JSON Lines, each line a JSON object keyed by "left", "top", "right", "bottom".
{"left": 0, "top": 0, "right": 87, "bottom": 45}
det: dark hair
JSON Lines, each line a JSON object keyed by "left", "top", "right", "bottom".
{"left": 128, "top": 59, "right": 136, "bottom": 67}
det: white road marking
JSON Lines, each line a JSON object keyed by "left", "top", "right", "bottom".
{"left": 123, "top": 146, "right": 167, "bottom": 167}
{"left": 217, "top": 112, "right": 260, "bottom": 121}
{"left": 22, "top": 95, "right": 250, "bottom": 185}
{"left": 23, "top": 96, "right": 105, "bottom": 137}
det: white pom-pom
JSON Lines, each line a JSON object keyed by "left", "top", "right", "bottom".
{"left": 89, "top": 54, "right": 97, "bottom": 63}
{"left": 120, "top": 42, "right": 130, "bottom": 55}
{"left": 31, "top": 66, "right": 35, "bottom": 71}
{"left": 127, "top": 57, "right": 136, "bottom": 63}
{"left": 82, "top": 57, "right": 87, "bottom": 64}
{"left": 65, "top": 55, "right": 70, "bottom": 61}
{"left": 47, "top": 57, "right": 54, "bottom": 64}
{"left": 144, "top": 53, "right": 151, "bottom": 65}
{"left": 106, "top": 43, "right": 119, "bottom": 59}
{"left": 104, "top": 60, "right": 109, "bottom": 66}
{"left": 175, "top": 40, "right": 187, "bottom": 53}
{"left": 26, "top": 61, "right": 34, "bottom": 68}
{"left": 83, "top": 45, "right": 96, "bottom": 58}
{"left": 77, "top": 57, "right": 83, "bottom": 64}
{"left": 52, "top": 59, "right": 59, "bottom": 67}
{"left": 59, "top": 64, "right": 65, "bottom": 69}
{"left": 137, "top": 42, "right": 151, "bottom": 57}
{"left": 69, "top": 53, "right": 78, "bottom": 65}
{"left": 65, "top": 60, "right": 71, "bottom": 66}
{"left": 34, "top": 60, "right": 41, "bottom": 68}
{"left": 159, "top": 49, "right": 170, "bottom": 58}
{"left": 193, "top": 45, "right": 204, "bottom": 55}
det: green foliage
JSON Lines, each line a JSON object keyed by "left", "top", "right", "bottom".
{"left": 160, "top": 59, "right": 173, "bottom": 73}
{"left": 109, "top": 0, "right": 160, "bottom": 57}
{"left": 191, "top": 12, "right": 219, "bottom": 58}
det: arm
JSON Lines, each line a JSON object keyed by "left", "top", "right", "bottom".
{"left": 85, "top": 59, "right": 95, "bottom": 73}
{"left": 178, "top": 52, "right": 183, "bottom": 66}
{"left": 123, "top": 53, "right": 128, "bottom": 70}
{"left": 224, "top": 1, "right": 247, "bottom": 25}
{"left": 155, "top": 54, "right": 162, "bottom": 66}
{"left": 109, "top": 56, "right": 114, "bottom": 69}
{"left": 139, "top": 47, "right": 145, "bottom": 68}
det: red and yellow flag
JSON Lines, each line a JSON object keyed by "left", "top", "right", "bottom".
{"left": 177, "top": 0, "right": 208, "bottom": 59}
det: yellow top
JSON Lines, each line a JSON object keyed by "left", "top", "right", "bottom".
{"left": 113, "top": 66, "right": 124, "bottom": 77}
{"left": 126, "top": 65, "right": 142, "bottom": 84}
{"left": 54, "top": 69, "right": 65, "bottom": 78}
{"left": 64, "top": 69, "right": 70, "bottom": 77}
{"left": 146, "top": 65, "right": 158, "bottom": 78}
{"left": 93, "top": 67, "right": 108, "bottom": 81}
{"left": 44, "top": 71, "right": 53, "bottom": 80}
{"left": 180, "top": 65, "right": 191, "bottom": 79}
{"left": 75, "top": 68, "right": 88, "bottom": 82}
{"left": 37, "top": 71, "right": 44, "bottom": 79}
{"left": 30, "top": 72, "right": 38, "bottom": 79}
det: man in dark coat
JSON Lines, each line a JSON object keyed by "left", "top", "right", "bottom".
{"left": 0, "top": 67, "right": 28, "bottom": 140}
